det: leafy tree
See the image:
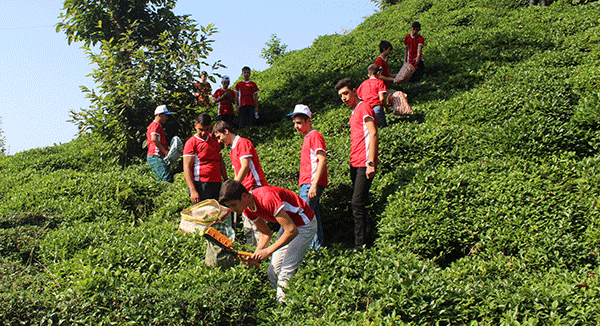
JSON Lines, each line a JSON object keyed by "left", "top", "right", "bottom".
{"left": 0, "top": 117, "right": 6, "bottom": 156}
{"left": 57, "top": 0, "right": 220, "bottom": 165}
{"left": 260, "top": 34, "right": 288, "bottom": 66}
{"left": 370, "top": 0, "right": 401, "bottom": 10}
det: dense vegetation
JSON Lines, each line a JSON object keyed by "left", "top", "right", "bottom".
{"left": 2, "top": 0, "right": 600, "bottom": 324}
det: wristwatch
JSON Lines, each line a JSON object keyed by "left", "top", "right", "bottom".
{"left": 367, "top": 160, "right": 375, "bottom": 167}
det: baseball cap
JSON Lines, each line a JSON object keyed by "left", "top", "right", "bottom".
{"left": 222, "top": 75, "right": 230, "bottom": 82}
{"left": 287, "top": 104, "right": 312, "bottom": 119}
{"left": 154, "top": 105, "right": 172, "bottom": 115}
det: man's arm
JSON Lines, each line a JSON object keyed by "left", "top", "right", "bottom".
{"left": 253, "top": 92, "right": 259, "bottom": 113}
{"left": 308, "top": 151, "right": 327, "bottom": 199}
{"left": 151, "top": 134, "right": 169, "bottom": 156}
{"left": 235, "top": 157, "right": 251, "bottom": 182}
{"left": 365, "top": 117, "right": 378, "bottom": 179}
{"left": 183, "top": 156, "right": 200, "bottom": 203}
{"left": 416, "top": 44, "right": 424, "bottom": 64}
{"left": 252, "top": 210, "right": 299, "bottom": 261}
{"left": 219, "top": 154, "right": 228, "bottom": 181}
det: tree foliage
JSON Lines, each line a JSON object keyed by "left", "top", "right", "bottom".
{"left": 57, "top": 0, "right": 219, "bottom": 165}
{"left": 370, "top": 0, "right": 402, "bottom": 10}
{"left": 0, "top": 117, "right": 6, "bottom": 156}
{"left": 260, "top": 34, "right": 288, "bottom": 66}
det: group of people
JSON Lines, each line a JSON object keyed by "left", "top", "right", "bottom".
{"left": 145, "top": 22, "right": 425, "bottom": 303}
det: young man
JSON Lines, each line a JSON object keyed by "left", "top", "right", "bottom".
{"left": 357, "top": 64, "right": 388, "bottom": 128}
{"left": 219, "top": 179, "right": 317, "bottom": 304}
{"left": 183, "top": 113, "right": 228, "bottom": 204}
{"left": 287, "top": 104, "right": 328, "bottom": 250}
{"left": 404, "top": 22, "right": 425, "bottom": 82}
{"left": 212, "top": 120, "right": 268, "bottom": 245}
{"left": 335, "top": 78, "right": 379, "bottom": 251}
{"left": 211, "top": 75, "right": 237, "bottom": 127}
{"left": 193, "top": 71, "right": 212, "bottom": 108}
{"left": 234, "top": 66, "right": 260, "bottom": 129}
{"left": 146, "top": 104, "right": 173, "bottom": 183}
{"left": 375, "top": 40, "right": 396, "bottom": 88}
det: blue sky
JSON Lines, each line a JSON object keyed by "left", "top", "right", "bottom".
{"left": 0, "top": 0, "right": 377, "bottom": 154}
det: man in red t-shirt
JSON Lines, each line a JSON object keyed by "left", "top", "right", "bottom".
{"left": 335, "top": 78, "right": 379, "bottom": 251}
{"left": 193, "top": 71, "right": 212, "bottom": 107}
{"left": 211, "top": 75, "right": 237, "bottom": 127}
{"left": 357, "top": 64, "right": 388, "bottom": 128}
{"left": 404, "top": 22, "right": 425, "bottom": 82}
{"left": 234, "top": 66, "right": 259, "bottom": 129}
{"left": 183, "top": 113, "right": 228, "bottom": 204}
{"left": 287, "top": 104, "right": 328, "bottom": 250}
{"left": 374, "top": 40, "right": 396, "bottom": 88}
{"left": 146, "top": 105, "right": 173, "bottom": 183}
{"left": 219, "top": 180, "right": 317, "bottom": 304}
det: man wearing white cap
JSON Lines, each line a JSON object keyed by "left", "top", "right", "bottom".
{"left": 147, "top": 104, "right": 174, "bottom": 182}
{"left": 211, "top": 75, "right": 237, "bottom": 127}
{"left": 287, "top": 104, "right": 328, "bottom": 250}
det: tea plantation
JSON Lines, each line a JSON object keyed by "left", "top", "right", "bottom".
{"left": 2, "top": 0, "right": 600, "bottom": 324}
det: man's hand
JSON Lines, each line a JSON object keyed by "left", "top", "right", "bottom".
{"left": 366, "top": 166, "right": 376, "bottom": 179}
{"left": 190, "top": 190, "right": 201, "bottom": 203}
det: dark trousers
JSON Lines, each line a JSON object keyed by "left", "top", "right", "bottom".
{"left": 238, "top": 105, "right": 256, "bottom": 129}
{"left": 350, "top": 166, "right": 374, "bottom": 249}
{"left": 410, "top": 61, "right": 425, "bottom": 82}
{"left": 217, "top": 114, "right": 236, "bottom": 128}
{"left": 189, "top": 181, "right": 221, "bottom": 202}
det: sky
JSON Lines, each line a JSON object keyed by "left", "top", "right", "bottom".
{"left": 0, "top": 0, "right": 377, "bottom": 155}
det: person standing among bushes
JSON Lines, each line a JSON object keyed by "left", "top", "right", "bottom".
{"left": 219, "top": 179, "right": 317, "bottom": 304}
{"left": 183, "top": 113, "right": 228, "bottom": 204}
{"left": 212, "top": 120, "right": 268, "bottom": 245}
{"left": 375, "top": 40, "right": 396, "bottom": 88}
{"left": 335, "top": 78, "right": 379, "bottom": 251}
{"left": 193, "top": 71, "right": 212, "bottom": 108}
{"left": 147, "top": 105, "right": 174, "bottom": 183}
{"left": 287, "top": 104, "right": 328, "bottom": 250}
{"left": 357, "top": 64, "right": 388, "bottom": 128}
{"left": 404, "top": 22, "right": 425, "bottom": 82}
{"left": 234, "top": 66, "right": 260, "bottom": 129}
{"left": 212, "top": 75, "right": 237, "bottom": 127}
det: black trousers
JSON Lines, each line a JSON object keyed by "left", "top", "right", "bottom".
{"left": 350, "top": 166, "right": 374, "bottom": 249}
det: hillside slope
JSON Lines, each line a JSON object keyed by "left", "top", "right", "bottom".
{"left": 2, "top": 0, "right": 600, "bottom": 324}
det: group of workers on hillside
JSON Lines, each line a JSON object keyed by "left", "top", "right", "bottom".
{"left": 146, "top": 22, "right": 425, "bottom": 304}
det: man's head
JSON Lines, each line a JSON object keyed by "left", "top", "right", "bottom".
{"left": 368, "top": 63, "right": 383, "bottom": 77}
{"left": 241, "top": 66, "right": 251, "bottom": 81}
{"left": 379, "top": 40, "right": 393, "bottom": 54}
{"left": 194, "top": 112, "right": 212, "bottom": 139}
{"left": 200, "top": 71, "right": 208, "bottom": 83}
{"left": 219, "top": 179, "right": 252, "bottom": 214}
{"left": 287, "top": 104, "right": 312, "bottom": 134}
{"left": 221, "top": 75, "right": 230, "bottom": 89}
{"left": 212, "top": 120, "right": 236, "bottom": 145}
{"left": 411, "top": 22, "right": 421, "bottom": 36}
{"left": 335, "top": 78, "right": 360, "bottom": 108}
{"left": 154, "top": 104, "right": 172, "bottom": 123}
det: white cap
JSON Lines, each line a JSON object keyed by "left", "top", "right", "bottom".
{"left": 222, "top": 75, "right": 230, "bottom": 82}
{"left": 287, "top": 104, "right": 312, "bottom": 118}
{"left": 154, "top": 105, "right": 172, "bottom": 115}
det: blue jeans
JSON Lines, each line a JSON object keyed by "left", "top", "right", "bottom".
{"left": 373, "top": 105, "right": 387, "bottom": 128}
{"left": 299, "top": 184, "right": 325, "bottom": 250}
{"left": 147, "top": 155, "right": 173, "bottom": 183}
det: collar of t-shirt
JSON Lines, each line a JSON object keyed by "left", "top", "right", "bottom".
{"left": 232, "top": 135, "right": 241, "bottom": 149}
{"left": 194, "top": 134, "right": 209, "bottom": 142}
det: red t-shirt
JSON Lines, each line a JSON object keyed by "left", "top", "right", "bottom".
{"left": 234, "top": 80, "right": 259, "bottom": 107}
{"left": 244, "top": 186, "right": 314, "bottom": 226}
{"left": 350, "top": 101, "right": 378, "bottom": 168}
{"left": 375, "top": 56, "right": 391, "bottom": 88}
{"left": 230, "top": 136, "right": 268, "bottom": 190}
{"left": 357, "top": 77, "right": 386, "bottom": 108}
{"left": 212, "top": 88, "right": 236, "bottom": 116}
{"left": 299, "top": 130, "right": 328, "bottom": 188}
{"left": 147, "top": 121, "right": 167, "bottom": 156}
{"left": 404, "top": 33, "right": 425, "bottom": 64}
{"left": 195, "top": 82, "right": 212, "bottom": 107}
{"left": 183, "top": 134, "right": 223, "bottom": 182}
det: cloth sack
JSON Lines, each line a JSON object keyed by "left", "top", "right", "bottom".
{"left": 385, "top": 90, "right": 414, "bottom": 116}
{"left": 394, "top": 62, "right": 416, "bottom": 84}
{"left": 164, "top": 136, "right": 183, "bottom": 165}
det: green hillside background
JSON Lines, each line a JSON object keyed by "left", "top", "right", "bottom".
{"left": 2, "top": 0, "right": 600, "bottom": 324}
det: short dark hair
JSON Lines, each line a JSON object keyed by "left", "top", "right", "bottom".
{"left": 412, "top": 21, "right": 421, "bottom": 29}
{"left": 200, "top": 71, "right": 208, "bottom": 76}
{"left": 379, "top": 40, "right": 392, "bottom": 53}
{"left": 335, "top": 78, "right": 355, "bottom": 91}
{"left": 368, "top": 63, "right": 382, "bottom": 75}
{"left": 292, "top": 113, "right": 310, "bottom": 121}
{"left": 212, "top": 120, "right": 235, "bottom": 134}
{"left": 241, "top": 66, "right": 251, "bottom": 72}
{"left": 195, "top": 112, "right": 212, "bottom": 126}
{"left": 219, "top": 179, "right": 248, "bottom": 204}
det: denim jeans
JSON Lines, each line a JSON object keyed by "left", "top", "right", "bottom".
{"left": 299, "top": 184, "right": 325, "bottom": 250}
{"left": 373, "top": 105, "right": 387, "bottom": 128}
{"left": 147, "top": 155, "right": 173, "bottom": 183}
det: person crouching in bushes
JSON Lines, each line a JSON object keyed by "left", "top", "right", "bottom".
{"left": 219, "top": 179, "right": 317, "bottom": 304}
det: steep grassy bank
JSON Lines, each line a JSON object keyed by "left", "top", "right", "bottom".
{"left": 2, "top": 0, "right": 600, "bottom": 324}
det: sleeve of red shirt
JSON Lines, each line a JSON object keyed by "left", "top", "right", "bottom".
{"left": 183, "top": 138, "right": 195, "bottom": 156}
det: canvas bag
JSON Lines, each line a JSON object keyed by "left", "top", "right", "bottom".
{"left": 394, "top": 62, "right": 416, "bottom": 84}
{"left": 385, "top": 90, "right": 414, "bottom": 116}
